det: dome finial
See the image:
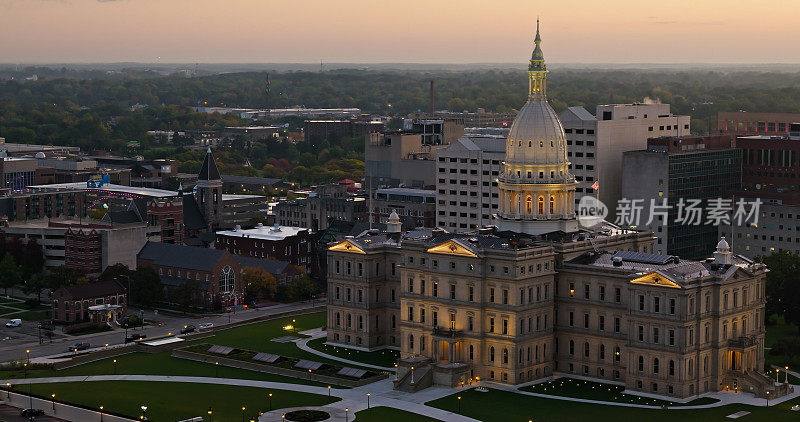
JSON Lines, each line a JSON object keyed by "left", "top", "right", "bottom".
{"left": 535, "top": 17, "right": 541, "bottom": 43}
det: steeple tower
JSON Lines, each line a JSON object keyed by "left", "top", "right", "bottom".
{"left": 528, "top": 18, "right": 547, "bottom": 98}
{"left": 195, "top": 147, "right": 223, "bottom": 230}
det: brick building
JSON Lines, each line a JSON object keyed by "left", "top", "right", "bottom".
{"left": 215, "top": 223, "right": 313, "bottom": 274}
{"left": 51, "top": 280, "right": 127, "bottom": 327}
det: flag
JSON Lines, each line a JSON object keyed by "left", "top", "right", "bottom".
{"left": 591, "top": 180, "right": 599, "bottom": 191}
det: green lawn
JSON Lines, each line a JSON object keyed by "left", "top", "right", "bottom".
{"left": 427, "top": 388, "right": 800, "bottom": 422}
{"left": 0, "top": 352, "right": 332, "bottom": 387}
{"left": 191, "top": 312, "right": 374, "bottom": 370}
{"left": 26, "top": 381, "right": 335, "bottom": 421}
{"left": 520, "top": 378, "right": 718, "bottom": 406}
{"left": 306, "top": 337, "right": 399, "bottom": 368}
{"left": 355, "top": 406, "right": 442, "bottom": 421}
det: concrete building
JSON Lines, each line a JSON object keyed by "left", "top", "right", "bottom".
{"left": 559, "top": 103, "right": 691, "bottom": 215}
{"left": 0, "top": 189, "right": 86, "bottom": 222}
{"left": 372, "top": 188, "right": 436, "bottom": 228}
{"left": 621, "top": 135, "right": 741, "bottom": 259}
{"left": 0, "top": 154, "right": 37, "bottom": 190}
{"left": 717, "top": 111, "right": 800, "bottom": 137}
{"left": 0, "top": 219, "right": 155, "bottom": 273}
{"left": 435, "top": 135, "right": 505, "bottom": 232}
{"left": 304, "top": 118, "right": 384, "bottom": 143}
{"left": 215, "top": 224, "right": 313, "bottom": 274}
{"left": 273, "top": 183, "right": 367, "bottom": 231}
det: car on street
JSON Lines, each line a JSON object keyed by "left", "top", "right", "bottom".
{"left": 5, "top": 319, "right": 21, "bottom": 327}
{"left": 67, "top": 342, "right": 90, "bottom": 352}
{"left": 180, "top": 324, "right": 196, "bottom": 334}
{"left": 20, "top": 408, "right": 45, "bottom": 417}
{"left": 124, "top": 334, "right": 146, "bottom": 343}
{"left": 198, "top": 322, "right": 214, "bottom": 330}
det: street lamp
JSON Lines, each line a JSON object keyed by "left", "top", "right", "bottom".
{"left": 6, "top": 382, "right": 10, "bottom": 399}
{"left": 457, "top": 396, "right": 461, "bottom": 413}
{"left": 367, "top": 392, "right": 370, "bottom": 409}
{"left": 100, "top": 405, "right": 104, "bottom": 422}
{"left": 25, "top": 349, "right": 30, "bottom": 363}
{"left": 113, "top": 359, "right": 117, "bottom": 375}
{"left": 292, "top": 319, "right": 296, "bottom": 334}
{"left": 345, "top": 408, "right": 349, "bottom": 422}
{"left": 215, "top": 361, "right": 219, "bottom": 377}
{"left": 268, "top": 393, "right": 273, "bottom": 410}
{"left": 207, "top": 406, "right": 213, "bottom": 422}
{"left": 327, "top": 386, "right": 331, "bottom": 402}
{"left": 785, "top": 366, "right": 790, "bottom": 385}
{"left": 141, "top": 405, "right": 148, "bottom": 420}
{"left": 241, "top": 406, "right": 246, "bottom": 422}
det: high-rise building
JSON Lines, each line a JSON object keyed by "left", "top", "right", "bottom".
{"left": 560, "top": 104, "right": 691, "bottom": 215}
{"left": 435, "top": 135, "right": 504, "bottom": 232}
{"left": 621, "top": 135, "right": 741, "bottom": 259}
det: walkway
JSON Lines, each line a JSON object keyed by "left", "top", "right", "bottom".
{"left": 294, "top": 329, "right": 395, "bottom": 372}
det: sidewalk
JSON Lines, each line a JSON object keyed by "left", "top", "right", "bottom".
{"left": 294, "top": 329, "right": 395, "bottom": 372}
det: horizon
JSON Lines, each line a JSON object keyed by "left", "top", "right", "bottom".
{"left": 2, "top": 0, "right": 799, "bottom": 64}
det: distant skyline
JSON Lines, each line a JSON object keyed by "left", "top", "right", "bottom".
{"left": 2, "top": 0, "right": 799, "bottom": 64}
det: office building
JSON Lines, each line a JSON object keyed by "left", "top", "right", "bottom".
{"left": 621, "top": 135, "right": 741, "bottom": 259}
{"left": 559, "top": 103, "right": 691, "bottom": 215}
{"left": 372, "top": 188, "right": 436, "bottom": 228}
{"left": 215, "top": 223, "right": 313, "bottom": 273}
{"left": 435, "top": 135, "right": 505, "bottom": 232}
{"left": 717, "top": 111, "right": 800, "bottom": 137}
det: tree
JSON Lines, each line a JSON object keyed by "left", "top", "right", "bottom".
{"left": 172, "top": 279, "right": 201, "bottom": 313}
{"left": 46, "top": 265, "right": 79, "bottom": 291}
{"left": 22, "top": 273, "right": 48, "bottom": 303}
{"left": 242, "top": 267, "right": 277, "bottom": 303}
{"left": 0, "top": 254, "right": 21, "bottom": 296}
{"left": 130, "top": 266, "right": 164, "bottom": 307}
{"left": 98, "top": 263, "right": 131, "bottom": 284}
{"left": 772, "top": 336, "right": 800, "bottom": 366}
{"left": 286, "top": 275, "right": 319, "bottom": 302}
{"left": 18, "top": 238, "right": 44, "bottom": 279}
{"left": 762, "top": 251, "right": 800, "bottom": 331}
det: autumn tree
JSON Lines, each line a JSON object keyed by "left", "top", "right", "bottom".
{"left": 242, "top": 267, "right": 277, "bottom": 303}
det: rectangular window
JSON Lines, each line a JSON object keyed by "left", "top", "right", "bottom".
{"left": 653, "top": 327, "right": 660, "bottom": 343}
{"left": 433, "top": 311, "right": 438, "bottom": 327}
{"left": 669, "top": 329, "right": 675, "bottom": 346}
{"left": 599, "top": 286, "right": 605, "bottom": 301}
{"left": 638, "top": 326, "right": 644, "bottom": 341}
{"left": 583, "top": 314, "right": 589, "bottom": 329}
{"left": 654, "top": 297, "right": 660, "bottom": 313}
{"left": 432, "top": 282, "right": 438, "bottom": 297}
{"left": 639, "top": 295, "right": 645, "bottom": 311}
{"left": 614, "top": 317, "right": 620, "bottom": 333}
{"left": 469, "top": 286, "right": 474, "bottom": 302}
{"left": 599, "top": 315, "right": 605, "bottom": 331}
{"left": 669, "top": 298, "right": 676, "bottom": 314}
{"left": 569, "top": 312, "right": 574, "bottom": 327}
{"left": 450, "top": 284, "right": 456, "bottom": 300}
{"left": 409, "top": 278, "right": 414, "bottom": 293}
{"left": 615, "top": 288, "right": 621, "bottom": 303}
{"left": 584, "top": 284, "right": 590, "bottom": 299}
{"left": 489, "top": 317, "right": 495, "bottom": 333}
{"left": 502, "top": 319, "right": 508, "bottom": 335}
{"left": 408, "top": 307, "right": 414, "bottom": 322}
{"left": 490, "top": 288, "right": 495, "bottom": 302}
{"left": 503, "top": 289, "right": 509, "bottom": 305}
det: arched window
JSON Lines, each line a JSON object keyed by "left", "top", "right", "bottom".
{"left": 528, "top": 141, "right": 532, "bottom": 147}
{"left": 638, "top": 356, "right": 644, "bottom": 372}
{"left": 614, "top": 346, "right": 621, "bottom": 362}
{"left": 569, "top": 340, "right": 574, "bottom": 355}
{"left": 409, "top": 334, "right": 414, "bottom": 350}
{"left": 669, "top": 360, "right": 675, "bottom": 376}
{"left": 489, "top": 346, "right": 495, "bottom": 362}
{"left": 549, "top": 196, "right": 555, "bottom": 214}
{"left": 525, "top": 196, "right": 533, "bottom": 214}
{"left": 538, "top": 197, "right": 544, "bottom": 214}
{"left": 502, "top": 348, "right": 509, "bottom": 364}
{"left": 539, "top": 141, "right": 544, "bottom": 147}
{"left": 219, "top": 265, "right": 235, "bottom": 293}
{"left": 584, "top": 342, "right": 590, "bottom": 357}
{"left": 653, "top": 358, "right": 660, "bottom": 374}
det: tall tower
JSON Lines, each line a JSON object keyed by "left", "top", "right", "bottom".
{"left": 195, "top": 147, "right": 223, "bottom": 230}
{"left": 495, "top": 20, "right": 579, "bottom": 235}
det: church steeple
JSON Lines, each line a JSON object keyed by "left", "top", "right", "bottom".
{"left": 528, "top": 18, "right": 547, "bottom": 97}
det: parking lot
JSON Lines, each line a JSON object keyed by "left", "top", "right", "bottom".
{"left": 0, "top": 404, "right": 65, "bottom": 422}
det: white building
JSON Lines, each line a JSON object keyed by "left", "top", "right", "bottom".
{"left": 435, "top": 136, "right": 505, "bottom": 232}
{"left": 559, "top": 103, "right": 691, "bottom": 216}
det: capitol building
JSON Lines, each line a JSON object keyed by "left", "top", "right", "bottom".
{"left": 325, "top": 23, "right": 773, "bottom": 400}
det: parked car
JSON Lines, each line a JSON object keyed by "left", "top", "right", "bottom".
{"left": 20, "top": 408, "right": 45, "bottom": 417}
{"left": 124, "top": 334, "right": 146, "bottom": 343}
{"left": 180, "top": 324, "right": 196, "bottom": 334}
{"left": 67, "top": 342, "right": 90, "bottom": 352}
{"left": 5, "top": 319, "right": 21, "bottom": 327}
{"left": 198, "top": 322, "right": 214, "bottom": 330}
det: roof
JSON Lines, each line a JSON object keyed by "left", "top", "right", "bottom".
{"left": 235, "top": 256, "right": 292, "bottom": 275}
{"left": 181, "top": 195, "right": 207, "bottom": 230}
{"left": 137, "top": 241, "right": 225, "bottom": 272}
{"left": 216, "top": 224, "right": 309, "bottom": 241}
{"left": 559, "top": 106, "right": 597, "bottom": 122}
{"left": 60, "top": 280, "right": 125, "bottom": 298}
{"left": 198, "top": 148, "right": 221, "bottom": 181}
{"left": 24, "top": 182, "right": 178, "bottom": 198}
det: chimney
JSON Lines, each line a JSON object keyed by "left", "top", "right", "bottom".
{"left": 430, "top": 80, "right": 435, "bottom": 115}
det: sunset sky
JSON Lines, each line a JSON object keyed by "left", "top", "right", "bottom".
{"left": 1, "top": 0, "right": 798, "bottom": 64}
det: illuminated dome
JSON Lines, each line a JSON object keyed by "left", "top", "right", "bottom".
{"left": 506, "top": 98, "right": 568, "bottom": 166}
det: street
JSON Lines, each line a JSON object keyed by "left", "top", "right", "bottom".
{"left": 0, "top": 301, "right": 322, "bottom": 363}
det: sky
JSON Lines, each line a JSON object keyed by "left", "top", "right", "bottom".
{"left": 1, "top": 0, "right": 799, "bottom": 64}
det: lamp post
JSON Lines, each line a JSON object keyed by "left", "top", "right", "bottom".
{"left": 207, "top": 406, "right": 213, "bottom": 422}
{"left": 268, "top": 393, "right": 273, "bottom": 410}
{"left": 6, "top": 382, "right": 10, "bottom": 399}
{"left": 292, "top": 319, "right": 296, "bottom": 334}
{"left": 786, "top": 366, "right": 790, "bottom": 385}
{"left": 345, "top": 408, "right": 349, "bottom": 422}
{"left": 367, "top": 392, "right": 370, "bottom": 409}
{"left": 394, "top": 363, "right": 398, "bottom": 381}
{"left": 776, "top": 368, "right": 779, "bottom": 383}
{"left": 327, "top": 386, "right": 331, "bottom": 402}
{"left": 457, "top": 396, "right": 461, "bottom": 414}
{"left": 766, "top": 391, "right": 770, "bottom": 407}
{"left": 26, "top": 349, "right": 30, "bottom": 364}
{"left": 51, "top": 394, "right": 55, "bottom": 411}
{"left": 241, "top": 406, "right": 246, "bottom": 422}
{"left": 215, "top": 361, "right": 219, "bottom": 377}
{"left": 24, "top": 363, "right": 32, "bottom": 409}
{"left": 141, "top": 405, "right": 148, "bottom": 420}
{"left": 100, "top": 405, "right": 104, "bottom": 422}
{"left": 410, "top": 366, "right": 415, "bottom": 384}
{"left": 113, "top": 359, "right": 117, "bottom": 375}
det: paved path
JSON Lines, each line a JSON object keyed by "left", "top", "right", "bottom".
{"left": 294, "top": 329, "right": 395, "bottom": 372}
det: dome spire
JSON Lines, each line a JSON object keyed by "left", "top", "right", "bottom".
{"left": 527, "top": 18, "right": 547, "bottom": 97}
